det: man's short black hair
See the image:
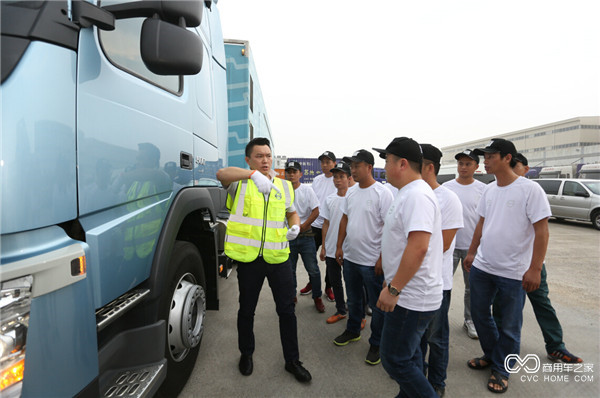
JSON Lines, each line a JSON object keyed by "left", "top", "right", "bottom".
{"left": 423, "top": 159, "right": 440, "bottom": 176}
{"left": 245, "top": 137, "right": 271, "bottom": 157}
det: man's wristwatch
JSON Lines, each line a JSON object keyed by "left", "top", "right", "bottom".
{"left": 388, "top": 284, "right": 401, "bottom": 296}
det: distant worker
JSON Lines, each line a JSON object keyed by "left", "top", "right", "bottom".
{"left": 464, "top": 139, "right": 550, "bottom": 394}
{"left": 299, "top": 151, "right": 337, "bottom": 302}
{"left": 334, "top": 149, "right": 393, "bottom": 366}
{"left": 216, "top": 137, "right": 311, "bottom": 383}
{"left": 373, "top": 137, "right": 443, "bottom": 398}
{"left": 284, "top": 160, "right": 325, "bottom": 313}
{"left": 320, "top": 161, "right": 352, "bottom": 324}
{"left": 419, "top": 144, "right": 464, "bottom": 397}
{"left": 442, "top": 149, "right": 486, "bottom": 339}
{"left": 492, "top": 153, "right": 582, "bottom": 364}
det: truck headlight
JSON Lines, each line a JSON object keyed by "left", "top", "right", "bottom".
{"left": 0, "top": 276, "right": 32, "bottom": 397}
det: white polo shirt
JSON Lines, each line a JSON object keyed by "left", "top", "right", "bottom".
{"left": 311, "top": 173, "right": 336, "bottom": 229}
{"left": 293, "top": 183, "right": 320, "bottom": 224}
{"left": 473, "top": 177, "right": 551, "bottom": 280}
{"left": 442, "top": 179, "right": 486, "bottom": 250}
{"left": 382, "top": 179, "right": 443, "bottom": 312}
{"left": 321, "top": 192, "right": 346, "bottom": 258}
{"left": 341, "top": 181, "right": 393, "bottom": 266}
{"left": 434, "top": 185, "right": 464, "bottom": 290}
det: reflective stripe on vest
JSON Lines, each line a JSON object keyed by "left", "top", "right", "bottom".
{"left": 224, "top": 177, "right": 294, "bottom": 264}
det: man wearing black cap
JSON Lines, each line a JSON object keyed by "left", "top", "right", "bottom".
{"left": 493, "top": 153, "right": 582, "bottom": 364}
{"left": 372, "top": 137, "right": 443, "bottom": 398}
{"left": 285, "top": 161, "right": 325, "bottom": 313}
{"left": 442, "top": 149, "right": 486, "bottom": 340}
{"left": 419, "top": 144, "right": 464, "bottom": 397}
{"left": 319, "top": 161, "right": 352, "bottom": 324}
{"left": 333, "top": 149, "right": 393, "bottom": 367}
{"left": 463, "top": 139, "right": 551, "bottom": 393}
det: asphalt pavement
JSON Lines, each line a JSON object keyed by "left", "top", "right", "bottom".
{"left": 181, "top": 219, "right": 599, "bottom": 397}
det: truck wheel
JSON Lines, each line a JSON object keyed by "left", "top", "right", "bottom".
{"left": 157, "top": 241, "right": 206, "bottom": 397}
{"left": 592, "top": 210, "right": 600, "bottom": 230}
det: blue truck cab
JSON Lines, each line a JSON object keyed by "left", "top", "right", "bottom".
{"left": 1, "top": 0, "right": 229, "bottom": 396}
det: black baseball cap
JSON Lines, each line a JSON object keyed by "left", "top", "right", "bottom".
{"left": 285, "top": 161, "right": 302, "bottom": 172}
{"left": 343, "top": 149, "right": 375, "bottom": 165}
{"left": 330, "top": 161, "right": 351, "bottom": 176}
{"left": 514, "top": 152, "right": 528, "bottom": 166}
{"left": 473, "top": 138, "right": 517, "bottom": 157}
{"left": 420, "top": 144, "right": 442, "bottom": 164}
{"left": 454, "top": 149, "right": 480, "bottom": 164}
{"left": 372, "top": 137, "right": 422, "bottom": 162}
{"left": 318, "top": 151, "right": 336, "bottom": 162}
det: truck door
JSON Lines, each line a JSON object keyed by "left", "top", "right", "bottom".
{"left": 76, "top": 13, "right": 197, "bottom": 307}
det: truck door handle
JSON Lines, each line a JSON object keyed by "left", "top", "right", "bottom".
{"left": 180, "top": 152, "right": 193, "bottom": 170}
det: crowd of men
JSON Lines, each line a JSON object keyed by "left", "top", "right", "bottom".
{"left": 216, "top": 136, "right": 583, "bottom": 397}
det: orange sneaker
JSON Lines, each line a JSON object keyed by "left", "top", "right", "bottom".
{"left": 326, "top": 312, "right": 347, "bottom": 324}
{"left": 361, "top": 318, "right": 367, "bottom": 330}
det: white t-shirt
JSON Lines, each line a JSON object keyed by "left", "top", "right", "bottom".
{"left": 473, "top": 177, "right": 551, "bottom": 280}
{"left": 434, "top": 185, "right": 464, "bottom": 290}
{"left": 385, "top": 183, "right": 399, "bottom": 197}
{"left": 382, "top": 179, "right": 443, "bottom": 312}
{"left": 311, "top": 174, "right": 336, "bottom": 229}
{"left": 293, "top": 184, "right": 320, "bottom": 224}
{"left": 341, "top": 182, "right": 393, "bottom": 266}
{"left": 321, "top": 192, "right": 346, "bottom": 258}
{"left": 442, "top": 179, "right": 486, "bottom": 250}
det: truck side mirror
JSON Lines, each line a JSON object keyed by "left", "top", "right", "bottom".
{"left": 141, "top": 18, "right": 203, "bottom": 75}
{"left": 575, "top": 191, "right": 590, "bottom": 198}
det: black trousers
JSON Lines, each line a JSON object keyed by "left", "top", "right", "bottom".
{"left": 312, "top": 227, "right": 331, "bottom": 289}
{"left": 237, "top": 256, "right": 299, "bottom": 363}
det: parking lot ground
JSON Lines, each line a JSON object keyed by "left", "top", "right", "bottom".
{"left": 181, "top": 219, "right": 599, "bottom": 397}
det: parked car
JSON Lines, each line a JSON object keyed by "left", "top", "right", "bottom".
{"left": 533, "top": 179, "right": 600, "bottom": 230}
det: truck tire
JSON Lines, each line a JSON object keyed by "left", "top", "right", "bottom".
{"left": 592, "top": 210, "right": 600, "bottom": 231}
{"left": 157, "top": 241, "right": 206, "bottom": 397}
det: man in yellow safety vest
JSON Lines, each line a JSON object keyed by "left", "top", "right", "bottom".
{"left": 217, "top": 137, "right": 312, "bottom": 383}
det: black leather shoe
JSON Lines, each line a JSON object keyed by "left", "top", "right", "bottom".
{"left": 239, "top": 354, "right": 253, "bottom": 376}
{"left": 285, "top": 360, "right": 312, "bottom": 383}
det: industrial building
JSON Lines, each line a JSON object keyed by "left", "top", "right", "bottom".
{"left": 441, "top": 116, "right": 600, "bottom": 168}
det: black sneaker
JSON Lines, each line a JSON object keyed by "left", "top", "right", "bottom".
{"left": 333, "top": 330, "right": 361, "bottom": 346}
{"left": 285, "top": 360, "right": 312, "bottom": 383}
{"left": 365, "top": 344, "right": 380, "bottom": 365}
{"left": 547, "top": 348, "right": 583, "bottom": 363}
{"left": 433, "top": 385, "right": 445, "bottom": 397}
{"left": 238, "top": 354, "right": 253, "bottom": 376}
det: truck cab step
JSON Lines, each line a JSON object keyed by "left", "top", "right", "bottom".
{"left": 102, "top": 362, "right": 165, "bottom": 398}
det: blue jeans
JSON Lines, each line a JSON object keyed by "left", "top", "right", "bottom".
{"left": 289, "top": 236, "right": 322, "bottom": 299}
{"left": 342, "top": 259, "right": 385, "bottom": 347}
{"left": 381, "top": 305, "right": 437, "bottom": 398}
{"left": 470, "top": 266, "right": 526, "bottom": 378}
{"left": 421, "top": 289, "right": 451, "bottom": 389}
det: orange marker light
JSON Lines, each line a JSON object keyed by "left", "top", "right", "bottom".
{"left": 0, "top": 358, "right": 25, "bottom": 391}
{"left": 71, "top": 256, "right": 87, "bottom": 276}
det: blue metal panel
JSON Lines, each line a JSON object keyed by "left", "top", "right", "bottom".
{"left": 289, "top": 158, "right": 322, "bottom": 184}
{"left": 79, "top": 192, "right": 172, "bottom": 307}
{"left": 0, "top": 42, "right": 77, "bottom": 234}
{"left": 225, "top": 43, "right": 250, "bottom": 168}
{"left": 22, "top": 278, "right": 98, "bottom": 397}
{"left": 0, "top": 227, "right": 97, "bottom": 397}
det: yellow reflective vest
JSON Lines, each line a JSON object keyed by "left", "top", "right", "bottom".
{"left": 224, "top": 177, "right": 294, "bottom": 264}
